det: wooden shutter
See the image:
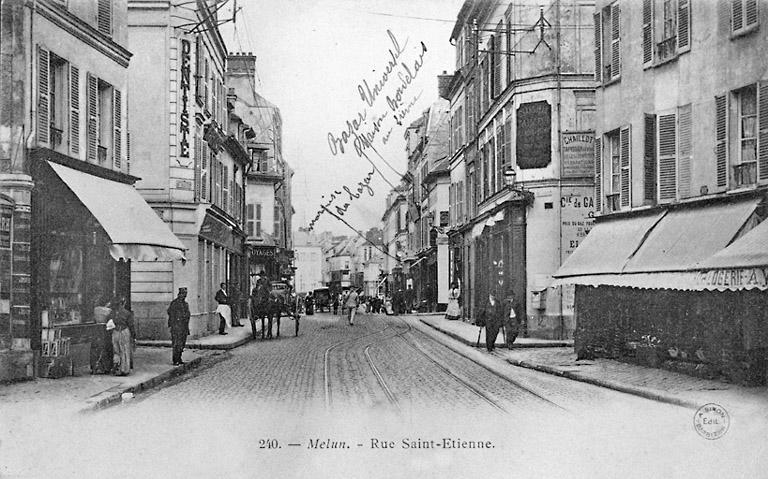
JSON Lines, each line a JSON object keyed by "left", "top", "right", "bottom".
{"left": 494, "top": 23, "right": 503, "bottom": 97}
{"left": 611, "top": 4, "right": 621, "bottom": 79}
{"left": 733, "top": 0, "right": 744, "bottom": 31}
{"left": 37, "top": 46, "right": 50, "bottom": 146}
{"left": 594, "top": 136, "right": 602, "bottom": 213}
{"left": 746, "top": 0, "right": 758, "bottom": 28}
{"left": 195, "top": 36, "right": 203, "bottom": 102}
{"left": 643, "top": 0, "right": 654, "bottom": 64}
{"left": 97, "top": 0, "right": 112, "bottom": 36}
{"left": 201, "top": 142, "right": 209, "bottom": 200}
{"left": 86, "top": 73, "right": 98, "bottom": 162}
{"left": 594, "top": 12, "right": 602, "bottom": 82}
{"left": 715, "top": 94, "right": 728, "bottom": 187}
{"left": 644, "top": 114, "right": 657, "bottom": 202}
{"left": 758, "top": 81, "right": 768, "bottom": 181}
{"left": 506, "top": 19, "right": 513, "bottom": 84}
{"left": 620, "top": 126, "right": 631, "bottom": 207}
{"left": 496, "top": 122, "right": 505, "bottom": 191}
{"left": 223, "top": 165, "right": 229, "bottom": 213}
{"left": 678, "top": 0, "right": 690, "bottom": 51}
{"left": 113, "top": 89, "right": 121, "bottom": 169}
{"left": 678, "top": 104, "right": 692, "bottom": 197}
{"left": 69, "top": 64, "right": 80, "bottom": 155}
{"left": 658, "top": 113, "right": 677, "bottom": 201}
{"left": 256, "top": 203, "right": 262, "bottom": 236}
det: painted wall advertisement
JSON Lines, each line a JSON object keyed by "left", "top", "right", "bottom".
{"left": 560, "top": 187, "right": 595, "bottom": 262}
{"left": 561, "top": 131, "right": 594, "bottom": 178}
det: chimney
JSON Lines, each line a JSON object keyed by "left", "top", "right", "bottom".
{"left": 437, "top": 70, "right": 454, "bottom": 100}
{"left": 227, "top": 52, "right": 257, "bottom": 77}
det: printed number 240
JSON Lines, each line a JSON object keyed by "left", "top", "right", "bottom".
{"left": 259, "top": 439, "right": 279, "bottom": 449}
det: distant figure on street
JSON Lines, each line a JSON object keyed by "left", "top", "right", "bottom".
{"left": 505, "top": 290, "right": 522, "bottom": 348}
{"left": 215, "top": 282, "right": 231, "bottom": 335}
{"left": 345, "top": 288, "right": 359, "bottom": 325}
{"left": 405, "top": 285, "right": 415, "bottom": 313}
{"left": 109, "top": 296, "right": 135, "bottom": 375}
{"left": 167, "top": 287, "right": 191, "bottom": 365}
{"left": 483, "top": 291, "right": 505, "bottom": 352}
{"left": 304, "top": 291, "right": 315, "bottom": 315}
{"left": 445, "top": 282, "right": 461, "bottom": 320}
{"left": 332, "top": 294, "right": 339, "bottom": 315}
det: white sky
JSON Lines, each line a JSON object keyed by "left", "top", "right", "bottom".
{"left": 219, "top": 0, "right": 464, "bottom": 235}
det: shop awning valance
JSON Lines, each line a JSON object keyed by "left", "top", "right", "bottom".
{"left": 47, "top": 162, "right": 186, "bottom": 262}
{"left": 553, "top": 197, "right": 762, "bottom": 291}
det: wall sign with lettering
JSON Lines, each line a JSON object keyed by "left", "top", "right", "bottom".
{"left": 179, "top": 39, "right": 191, "bottom": 159}
{"left": 516, "top": 101, "right": 551, "bottom": 169}
{"left": 561, "top": 132, "right": 595, "bottom": 178}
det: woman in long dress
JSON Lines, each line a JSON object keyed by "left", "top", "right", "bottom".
{"left": 110, "top": 296, "right": 135, "bottom": 376}
{"left": 445, "top": 282, "right": 461, "bottom": 320}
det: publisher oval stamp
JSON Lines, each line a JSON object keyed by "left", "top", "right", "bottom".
{"left": 694, "top": 403, "right": 730, "bottom": 440}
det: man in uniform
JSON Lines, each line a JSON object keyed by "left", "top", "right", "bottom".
{"left": 167, "top": 287, "right": 190, "bottom": 365}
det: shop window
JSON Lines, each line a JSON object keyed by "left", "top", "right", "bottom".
{"left": 97, "top": 79, "right": 114, "bottom": 164}
{"left": 604, "top": 127, "right": 631, "bottom": 211}
{"left": 49, "top": 54, "right": 67, "bottom": 149}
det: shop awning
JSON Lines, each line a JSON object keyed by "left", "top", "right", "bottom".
{"left": 47, "top": 162, "right": 186, "bottom": 262}
{"left": 553, "top": 197, "right": 762, "bottom": 290}
{"left": 699, "top": 214, "right": 768, "bottom": 269}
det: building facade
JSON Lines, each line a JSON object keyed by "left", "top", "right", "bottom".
{"left": 0, "top": 0, "right": 184, "bottom": 380}
{"left": 555, "top": 0, "right": 768, "bottom": 384}
{"left": 226, "top": 53, "right": 294, "bottom": 290}
{"left": 447, "top": 0, "right": 596, "bottom": 338}
{"left": 293, "top": 229, "right": 323, "bottom": 294}
{"left": 127, "top": 0, "right": 247, "bottom": 339}
{"left": 381, "top": 183, "right": 409, "bottom": 295}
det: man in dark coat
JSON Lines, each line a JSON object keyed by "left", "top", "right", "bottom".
{"left": 484, "top": 291, "right": 505, "bottom": 352}
{"left": 168, "top": 287, "right": 191, "bottom": 365}
{"left": 505, "top": 290, "right": 522, "bottom": 348}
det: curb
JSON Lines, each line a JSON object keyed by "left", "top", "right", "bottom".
{"left": 504, "top": 357, "right": 700, "bottom": 410}
{"left": 419, "top": 320, "right": 571, "bottom": 349}
{"left": 419, "top": 319, "right": 700, "bottom": 410}
{"left": 136, "top": 334, "right": 254, "bottom": 351}
{"left": 80, "top": 352, "right": 228, "bottom": 413}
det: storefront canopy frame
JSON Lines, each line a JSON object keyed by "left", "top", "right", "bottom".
{"left": 47, "top": 162, "right": 186, "bottom": 262}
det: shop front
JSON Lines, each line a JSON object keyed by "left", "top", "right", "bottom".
{"left": 249, "top": 244, "right": 278, "bottom": 286}
{"left": 30, "top": 153, "right": 186, "bottom": 377}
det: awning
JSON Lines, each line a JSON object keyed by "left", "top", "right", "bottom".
{"left": 700, "top": 214, "right": 768, "bottom": 269}
{"left": 47, "top": 162, "right": 186, "bottom": 262}
{"left": 470, "top": 210, "right": 505, "bottom": 238}
{"left": 553, "top": 196, "right": 762, "bottom": 290}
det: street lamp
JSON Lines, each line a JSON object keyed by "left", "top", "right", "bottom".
{"left": 503, "top": 167, "right": 516, "bottom": 188}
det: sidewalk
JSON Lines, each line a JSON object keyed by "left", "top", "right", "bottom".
{"left": 420, "top": 315, "right": 768, "bottom": 414}
{"left": 419, "top": 315, "right": 572, "bottom": 348}
{"left": 1, "top": 324, "right": 257, "bottom": 417}
{"left": 137, "top": 320, "right": 257, "bottom": 350}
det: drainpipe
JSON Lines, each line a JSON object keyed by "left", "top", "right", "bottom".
{"left": 555, "top": 0, "right": 565, "bottom": 340}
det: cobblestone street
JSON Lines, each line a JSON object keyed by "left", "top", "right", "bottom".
{"left": 4, "top": 313, "right": 763, "bottom": 478}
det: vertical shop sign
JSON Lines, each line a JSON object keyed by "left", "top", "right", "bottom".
{"left": 561, "top": 132, "right": 594, "bottom": 178}
{"left": 560, "top": 187, "right": 595, "bottom": 261}
{"left": 179, "top": 39, "right": 191, "bottom": 158}
{"left": 516, "top": 101, "right": 551, "bottom": 169}
{"left": 0, "top": 210, "right": 11, "bottom": 249}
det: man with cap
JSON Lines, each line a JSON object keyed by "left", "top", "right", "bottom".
{"left": 168, "top": 287, "right": 191, "bottom": 365}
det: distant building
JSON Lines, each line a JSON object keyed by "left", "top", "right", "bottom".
{"left": 294, "top": 229, "right": 323, "bottom": 293}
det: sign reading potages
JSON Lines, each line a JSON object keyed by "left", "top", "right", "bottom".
{"left": 516, "top": 101, "right": 551, "bottom": 169}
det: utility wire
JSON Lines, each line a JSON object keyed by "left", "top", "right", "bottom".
{"left": 320, "top": 205, "right": 399, "bottom": 262}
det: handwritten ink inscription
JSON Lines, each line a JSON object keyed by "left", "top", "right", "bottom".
{"left": 308, "top": 169, "right": 375, "bottom": 231}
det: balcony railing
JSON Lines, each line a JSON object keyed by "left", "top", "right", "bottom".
{"left": 605, "top": 193, "right": 621, "bottom": 212}
{"left": 657, "top": 36, "right": 677, "bottom": 63}
{"left": 733, "top": 162, "right": 757, "bottom": 187}
{"left": 50, "top": 126, "right": 63, "bottom": 147}
{"left": 97, "top": 145, "right": 107, "bottom": 163}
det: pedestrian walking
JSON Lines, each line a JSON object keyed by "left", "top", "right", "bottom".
{"left": 108, "top": 296, "right": 135, "bottom": 376}
{"left": 483, "top": 291, "right": 505, "bottom": 352}
{"left": 167, "top": 287, "right": 190, "bottom": 365}
{"left": 345, "top": 288, "right": 359, "bottom": 325}
{"left": 445, "top": 282, "right": 461, "bottom": 320}
{"left": 332, "top": 294, "right": 339, "bottom": 315}
{"left": 304, "top": 291, "right": 315, "bottom": 315}
{"left": 215, "top": 282, "right": 231, "bottom": 335}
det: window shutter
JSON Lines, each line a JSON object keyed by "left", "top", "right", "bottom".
{"left": 195, "top": 36, "right": 203, "bottom": 102}
{"left": 733, "top": 0, "right": 744, "bottom": 31}
{"left": 594, "top": 12, "right": 602, "bottom": 82}
{"left": 69, "top": 64, "right": 80, "bottom": 155}
{"left": 678, "top": 0, "right": 690, "bottom": 51}
{"left": 86, "top": 73, "right": 98, "bottom": 162}
{"left": 201, "top": 142, "right": 208, "bottom": 200}
{"left": 658, "top": 113, "right": 677, "bottom": 201}
{"left": 506, "top": 19, "right": 513, "bottom": 84}
{"left": 97, "top": 0, "right": 112, "bottom": 36}
{"left": 194, "top": 136, "right": 201, "bottom": 200}
{"left": 37, "top": 46, "right": 50, "bottom": 146}
{"left": 644, "top": 114, "right": 657, "bottom": 202}
{"left": 594, "top": 136, "right": 602, "bottom": 213}
{"left": 678, "top": 104, "right": 692, "bottom": 197}
{"left": 494, "top": 23, "right": 503, "bottom": 97}
{"left": 611, "top": 4, "right": 621, "bottom": 79}
{"left": 746, "top": 0, "right": 758, "bottom": 28}
{"left": 758, "top": 81, "right": 768, "bottom": 181}
{"left": 620, "top": 126, "right": 631, "bottom": 207}
{"left": 643, "top": 0, "right": 654, "bottom": 64}
{"left": 113, "top": 89, "right": 121, "bottom": 169}
{"left": 715, "top": 94, "right": 728, "bottom": 187}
